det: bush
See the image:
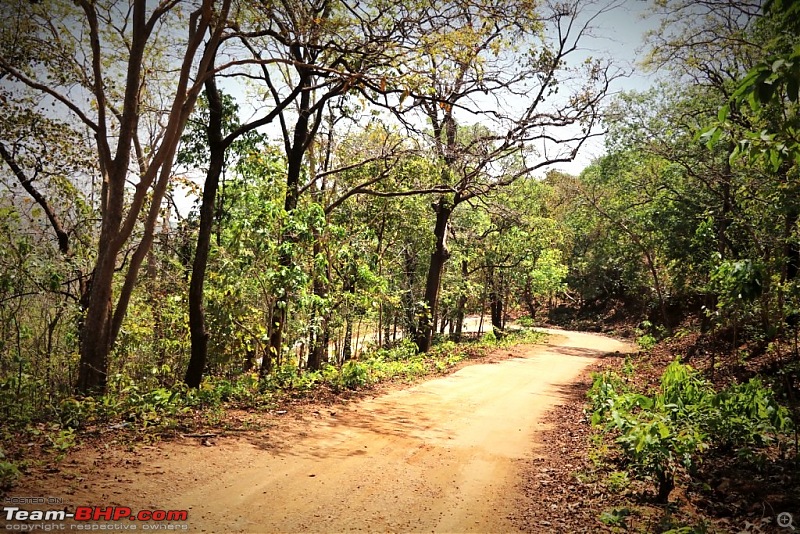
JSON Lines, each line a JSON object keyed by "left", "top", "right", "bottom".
{"left": 0, "top": 448, "right": 20, "bottom": 489}
{"left": 375, "top": 339, "right": 418, "bottom": 361}
{"left": 516, "top": 316, "right": 535, "bottom": 327}
{"left": 708, "top": 377, "right": 791, "bottom": 448}
{"left": 340, "top": 360, "right": 370, "bottom": 389}
{"left": 589, "top": 360, "right": 793, "bottom": 502}
{"left": 636, "top": 334, "right": 657, "bottom": 351}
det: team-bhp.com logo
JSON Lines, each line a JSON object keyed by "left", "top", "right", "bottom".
{"left": 4, "top": 506, "right": 188, "bottom": 530}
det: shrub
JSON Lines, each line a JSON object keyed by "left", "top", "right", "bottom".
{"left": 516, "top": 316, "right": 535, "bottom": 327}
{"left": 340, "top": 360, "right": 370, "bottom": 389}
{"left": 0, "top": 450, "right": 20, "bottom": 490}
{"left": 636, "top": 334, "right": 657, "bottom": 351}
{"left": 589, "top": 360, "right": 792, "bottom": 502}
{"left": 708, "top": 377, "right": 791, "bottom": 448}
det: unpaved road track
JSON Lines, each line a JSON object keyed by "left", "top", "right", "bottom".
{"left": 16, "top": 329, "right": 631, "bottom": 533}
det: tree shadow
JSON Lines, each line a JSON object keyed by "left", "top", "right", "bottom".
{"left": 550, "top": 345, "right": 626, "bottom": 359}
{"left": 243, "top": 399, "right": 450, "bottom": 460}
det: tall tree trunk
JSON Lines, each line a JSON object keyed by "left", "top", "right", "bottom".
{"left": 77, "top": 239, "right": 117, "bottom": 393}
{"left": 307, "top": 238, "right": 329, "bottom": 371}
{"left": 264, "top": 73, "right": 312, "bottom": 373}
{"left": 402, "top": 248, "right": 418, "bottom": 339}
{"left": 341, "top": 267, "right": 357, "bottom": 362}
{"left": 342, "top": 320, "right": 353, "bottom": 362}
{"left": 717, "top": 153, "right": 734, "bottom": 259}
{"left": 643, "top": 249, "right": 670, "bottom": 333}
{"left": 489, "top": 268, "right": 505, "bottom": 338}
{"left": 383, "top": 304, "right": 392, "bottom": 348}
{"left": 454, "top": 259, "right": 468, "bottom": 342}
{"left": 415, "top": 197, "right": 453, "bottom": 352}
{"left": 375, "top": 215, "right": 385, "bottom": 347}
{"left": 75, "top": 0, "right": 228, "bottom": 394}
{"left": 185, "top": 74, "right": 224, "bottom": 389}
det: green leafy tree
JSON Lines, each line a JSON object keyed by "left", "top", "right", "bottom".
{"left": 0, "top": 0, "right": 232, "bottom": 393}
{"left": 387, "top": 0, "right": 617, "bottom": 351}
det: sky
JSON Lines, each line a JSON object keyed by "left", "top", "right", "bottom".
{"left": 548, "top": 0, "right": 663, "bottom": 176}
{"left": 172, "top": 0, "right": 668, "bottom": 218}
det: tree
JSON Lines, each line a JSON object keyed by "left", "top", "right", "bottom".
{"left": 639, "top": 0, "right": 800, "bottom": 337}
{"left": 0, "top": 0, "right": 231, "bottom": 393}
{"left": 383, "top": 0, "right": 617, "bottom": 351}
{"left": 573, "top": 152, "right": 674, "bottom": 329}
{"left": 227, "top": 0, "right": 417, "bottom": 370}
{"left": 180, "top": 70, "right": 282, "bottom": 388}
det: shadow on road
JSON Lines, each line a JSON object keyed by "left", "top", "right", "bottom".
{"left": 243, "top": 400, "right": 449, "bottom": 460}
{"left": 551, "top": 345, "right": 624, "bottom": 359}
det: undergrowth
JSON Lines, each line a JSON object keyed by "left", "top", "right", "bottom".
{"left": 585, "top": 353, "right": 796, "bottom": 532}
{"left": 588, "top": 358, "right": 792, "bottom": 503}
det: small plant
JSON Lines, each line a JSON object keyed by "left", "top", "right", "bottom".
{"left": 599, "top": 507, "right": 632, "bottom": 528}
{"left": 708, "top": 377, "right": 792, "bottom": 448}
{"left": 56, "top": 396, "right": 98, "bottom": 429}
{"left": 46, "top": 427, "right": 77, "bottom": 460}
{"left": 621, "top": 356, "right": 636, "bottom": 378}
{"left": 0, "top": 449, "right": 20, "bottom": 489}
{"left": 636, "top": 333, "right": 657, "bottom": 351}
{"left": 516, "top": 315, "right": 535, "bottom": 327}
{"left": 634, "top": 320, "right": 659, "bottom": 351}
{"left": 340, "top": 360, "right": 370, "bottom": 389}
{"left": 274, "top": 362, "right": 301, "bottom": 388}
{"left": 606, "top": 470, "right": 631, "bottom": 493}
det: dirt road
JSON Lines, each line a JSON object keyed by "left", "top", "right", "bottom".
{"left": 17, "top": 329, "right": 631, "bottom": 533}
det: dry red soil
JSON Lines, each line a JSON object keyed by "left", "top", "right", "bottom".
{"left": 10, "top": 329, "right": 632, "bottom": 533}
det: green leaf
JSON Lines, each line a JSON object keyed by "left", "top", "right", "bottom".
{"left": 658, "top": 421, "right": 670, "bottom": 439}
{"left": 769, "top": 148, "right": 781, "bottom": 172}
{"left": 698, "top": 126, "right": 718, "bottom": 148}
{"left": 731, "top": 67, "right": 764, "bottom": 101}
{"left": 717, "top": 104, "right": 729, "bottom": 123}
{"left": 728, "top": 143, "right": 741, "bottom": 165}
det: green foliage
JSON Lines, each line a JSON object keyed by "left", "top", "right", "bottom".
{"left": 634, "top": 321, "right": 659, "bottom": 351}
{"left": 516, "top": 316, "right": 535, "bottom": 327}
{"left": 56, "top": 397, "right": 95, "bottom": 429}
{"left": 0, "top": 447, "right": 20, "bottom": 489}
{"left": 606, "top": 470, "right": 631, "bottom": 493}
{"left": 589, "top": 360, "right": 793, "bottom": 502}
{"left": 703, "top": 43, "right": 800, "bottom": 170}
{"left": 205, "top": 374, "right": 271, "bottom": 406}
{"left": 636, "top": 334, "right": 657, "bottom": 351}
{"left": 373, "top": 339, "right": 419, "bottom": 361}
{"left": 710, "top": 259, "right": 765, "bottom": 309}
{"left": 46, "top": 427, "right": 76, "bottom": 456}
{"left": 708, "top": 378, "right": 791, "bottom": 448}
{"left": 340, "top": 360, "right": 371, "bottom": 389}
{"left": 599, "top": 507, "right": 632, "bottom": 528}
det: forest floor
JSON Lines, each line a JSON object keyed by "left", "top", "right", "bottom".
{"left": 6, "top": 328, "right": 631, "bottom": 533}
